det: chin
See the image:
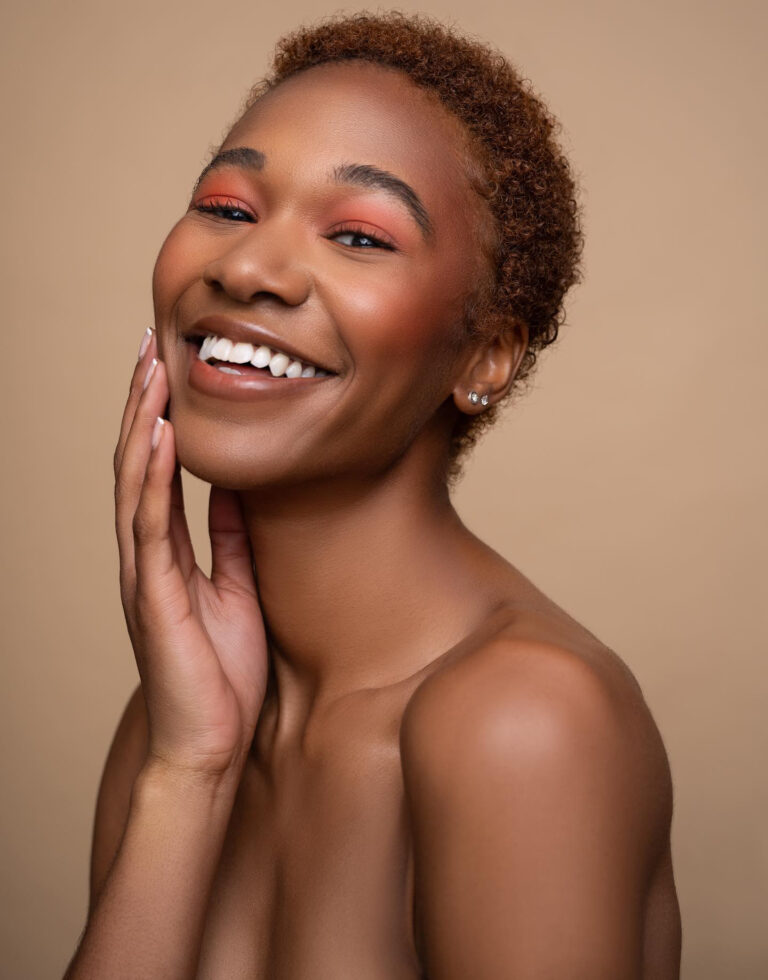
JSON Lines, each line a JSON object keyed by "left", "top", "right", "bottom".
{"left": 171, "top": 414, "right": 339, "bottom": 491}
{"left": 174, "top": 433, "right": 279, "bottom": 490}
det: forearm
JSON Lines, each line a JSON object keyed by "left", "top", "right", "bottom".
{"left": 65, "top": 761, "right": 241, "bottom": 980}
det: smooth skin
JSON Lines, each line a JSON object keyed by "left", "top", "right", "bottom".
{"left": 65, "top": 61, "right": 681, "bottom": 979}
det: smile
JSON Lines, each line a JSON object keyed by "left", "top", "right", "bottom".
{"left": 196, "top": 334, "right": 331, "bottom": 379}
{"left": 184, "top": 334, "right": 336, "bottom": 403}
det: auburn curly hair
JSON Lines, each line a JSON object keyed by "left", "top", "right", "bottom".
{"left": 238, "top": 10, "right": 583, "bottom": 483}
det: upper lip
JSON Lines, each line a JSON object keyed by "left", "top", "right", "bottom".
{"left": 185, "top": 314, "right": 336, "bottom": 373}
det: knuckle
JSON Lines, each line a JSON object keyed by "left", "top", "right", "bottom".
{"left": 114, "top": 475, "right": 128, "bottom": 507}
{"left": 114, "top": 465, "right": 139, "bottom": 503}
{"left": 128, "top": 368, "right": 143, "bottom": 397}
{"left": 132, "top": 507, "right": 155, "bottom": 543}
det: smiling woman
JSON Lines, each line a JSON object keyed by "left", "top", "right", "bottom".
{"left": 63, "top": 10, "right": 680, "bottom": 980}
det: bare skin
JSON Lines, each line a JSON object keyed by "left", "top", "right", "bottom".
{"left": 65, "top": 61, "right": 681, "bottom": 979}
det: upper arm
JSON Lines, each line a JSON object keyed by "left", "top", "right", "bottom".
{"left": 400, "top": 642, "right": 671, "bottom": 980}
{"left": 88, "top": 683, "right": 149, "bottom": 917}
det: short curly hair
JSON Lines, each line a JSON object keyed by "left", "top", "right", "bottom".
{"left": 239, "top": 10, "right": 583, "bottom": 482}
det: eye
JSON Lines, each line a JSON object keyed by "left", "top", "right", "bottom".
{"left": 191, "top": 196, "right": 255, "bottom": 223}
{"left": 330, "top": 224, "right": 395, "bottom": 250}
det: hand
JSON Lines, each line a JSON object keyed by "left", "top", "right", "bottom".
{"left": 113, "top": 328, "right": 269, "bottom": 780}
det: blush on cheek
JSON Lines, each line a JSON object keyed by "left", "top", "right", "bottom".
{"left": 334, "top": 270, "right": 461, "bottom": 362}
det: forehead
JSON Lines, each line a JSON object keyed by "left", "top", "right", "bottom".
{"left": 221, "top": 61, "right": 478, "bottom": 232}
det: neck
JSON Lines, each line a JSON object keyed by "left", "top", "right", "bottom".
{"left": 239, "top": 441, "right": 495, "bottom": 731}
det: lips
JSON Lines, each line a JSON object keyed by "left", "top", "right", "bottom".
{"left": 183, "top": 335, "right": 335, "bottom": 402}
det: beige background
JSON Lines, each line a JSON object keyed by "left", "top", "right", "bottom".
{"left": 1, "top": 0, "right": 765, "bottom": 976}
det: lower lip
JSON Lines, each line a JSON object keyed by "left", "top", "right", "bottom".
{"left": 185, "top": 343, "right": 334, "bottom": 402}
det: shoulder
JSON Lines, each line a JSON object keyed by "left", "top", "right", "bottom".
{"left": 88, "top": 683, "right": 149, "bottom": 914}
{"left": 399, "top": 622, "right": 673, "bottom": 974}
{"left": 401, "top": 618, "right": 671, "bottom": 832}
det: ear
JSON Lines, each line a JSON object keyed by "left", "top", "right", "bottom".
{"left": 452, "top": 319, "right": 529, "bottom": 415}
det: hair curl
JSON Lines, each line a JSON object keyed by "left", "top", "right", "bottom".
{"left": 240, "top": 10, "right": 583, "bottom": 482}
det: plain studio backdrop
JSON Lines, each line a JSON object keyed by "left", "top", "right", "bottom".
{"left": 1, "top": 0, "right": 765, "bottom": 976}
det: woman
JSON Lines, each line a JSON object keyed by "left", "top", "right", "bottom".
{"left": 65, "top": 11, "right": 681, "bottom": 979}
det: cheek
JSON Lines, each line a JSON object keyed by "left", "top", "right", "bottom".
{"left": 151, "top": 219, "right": 201, "bottom": 316}
{"left": 328, "top": 264, "right": 467, "bottom": 366}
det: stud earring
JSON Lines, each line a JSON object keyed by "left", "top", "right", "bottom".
{"left": 468, "top": 390, "right": 490, "bottom": 408}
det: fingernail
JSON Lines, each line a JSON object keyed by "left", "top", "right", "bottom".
{"left": 151, "top": 416, "right": 165, "bottom": 449}
{"left": 137, "top": 326, "right": 154, "bottom": 361}
{"left": 143, "top": 357, "right": 158, "bottom": 390}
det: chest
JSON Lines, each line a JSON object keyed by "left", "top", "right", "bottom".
{"left": 195, "top": 734, "right": 423, "bottom": 979}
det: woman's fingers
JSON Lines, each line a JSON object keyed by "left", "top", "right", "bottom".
{"left": 114, "top": 355, "right": 170, "bottom": 597}
{"left": 209, "top": 486, "right": 257, "bottom": 595}
{"left": 114, "top": 328, "right": 156, "bottom": 478}
{"left": 132, "top": 413, "right": 192, "bottom": 626}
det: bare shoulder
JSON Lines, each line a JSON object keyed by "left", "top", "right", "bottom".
{"left": 399, "top": 609, "right": 676, "bottom": 975}
{"left": 400, "top": 604, "right": 673, "bottom": 862}
{"left": 88, "top": 683, "right": 149, "bottom": 915}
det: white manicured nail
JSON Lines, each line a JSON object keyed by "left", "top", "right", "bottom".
{"left": 151, "top": 416, "right": 165, "bottom": 450}
{"left": 143, "top": 357, "right": 158, "bottom": 390}
{"left": 137, "top": 326, "right": 153, "bottom": 361}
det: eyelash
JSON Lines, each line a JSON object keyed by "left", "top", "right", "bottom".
{"left": 191, "top": 198, "right": 395, "bottom": 250}
{"left": 193, "top": 198, "right": 254, "bottom": 222}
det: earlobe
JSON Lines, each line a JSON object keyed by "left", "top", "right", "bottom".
{"left": 453, "top": 318, "right": 529, "bottom": 415}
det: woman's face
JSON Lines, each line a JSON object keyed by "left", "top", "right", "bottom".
{"left": 152, "top": 60, "right": 489, "bottom": 489}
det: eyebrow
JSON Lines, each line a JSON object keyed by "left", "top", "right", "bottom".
{"left": 331, "top": 162, "right": 434, "bottom": 240}
{"left": 192, "top": 146, "right": 266, "bottom": 193}
{"left": 192, "top": 147, "right": 434, "bottom": 241}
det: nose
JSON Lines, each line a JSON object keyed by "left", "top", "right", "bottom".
{"left": 202, "top": 219, "right": 311, "bottom": 307}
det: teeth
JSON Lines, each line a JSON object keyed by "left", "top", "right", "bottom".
{"left": 199, "top": 336, "right": 216, "bottom": 360}
{"left": 285, "top": 359, "right": 304, "bottom": 378}
{"left": 251, "top": 345, "right": 272, "bottom": 368}
{"left": 229, "top": 342, "right": 254, "bottom": 364}
{"left": 210, "top": 337, "right": 233, "bottom": 360}
{"left": 196, "top": 333, "right": 331, "bottom": 378}
{"left": 217, "top": 365, "right": 242, "bottom": 375}
{"left": 269, "top": 352, "right": 291, "bottom": 377}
